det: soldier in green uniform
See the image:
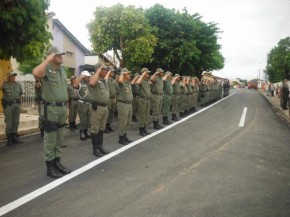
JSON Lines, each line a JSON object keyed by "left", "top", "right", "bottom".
{"left": 179, "top": 76, "right": 188, "bottom": 117}
{"left": 162, "top": 71, "right": 173, "bottom": 125}
{"left": 34, "top": 77, "right": 44, "bottom": 137}
{"left": 171, "top": 74, "right": 181, "bottom": 121}
{"left": 116, "top": 68, "right": 134, "bottom": 145}
{"left": 131, "top": 73, "right": 140, "bottom": 122}
{"left": 136, "top": 68, "right": 152, "bottom": 136}
{"left": 33, "top": 46, "right": 71, "bottom": 178}
{"left": 186, "top": 76, "right": 193, "bottom": 114}
{"left": 0, "top": 71, "right": 23, "bottom": 146}
{"left": 192, "top": 77, "right": 199, "bottom": 112}
{"left": 104, "top": 69, "right": 117, "bottom": 133}
{"left": 89, "top": 64, "right": 111, "bottom": 157}
{"left": 67, "top": 76, "right": 79, "bottom": 130}
{"left": 150, "top": 68, "right": 164, "bottom": 129}
{"left": 73, "top": 71, "right": 91, "bottom": 141}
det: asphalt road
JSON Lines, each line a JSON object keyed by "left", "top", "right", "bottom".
{"left": 1, "top": 88, "right": 290, "bottom": 217}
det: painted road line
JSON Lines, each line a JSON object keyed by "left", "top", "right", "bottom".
{"left": 239, "top": 107, "right": 248, "bottom": 127}
{"left": 0, "top": 92, "right": 237, "bottom": 216}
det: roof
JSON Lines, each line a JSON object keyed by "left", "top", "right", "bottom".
{"left": 53, "top": 19, "right": 90, "bottom": 55}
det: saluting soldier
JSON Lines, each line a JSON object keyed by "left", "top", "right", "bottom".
{"left": 171, "top": 74, "right": 181, "bottom": 121}
{"left": 192, "top": 77, "right": 199, "bottom": 112}
{"left": 162, "top": 71, "right": 173, "bottom": 125}
{"left": 116, "top": 68, "right": 134, "bottom": 145}
{"left": 67, "top": 76, "right": 79, "bottom": 130}
{"left": 131, "top": 73, "right": 140, "bottom": 122}
{"left": 150, "top": 68, "right": 164, "bottom": 129}
{"left": 104, "top": 69, "right": 117, "bottom": 133}
{"left": 34, "top": 77, "right": 44, "bottom": 137}
{"left": 33, "top": 46, "right": 71, "bottom": 178}
{"left": 136, "top": 68, "right": 152, "bottom": 136}
{"left": 73, "top": 71, "right": 91, "bottom": 141}
{"left": 179, "top": 76, "right": 188, "bottom": 117}
{"left": 0, "top": 71, "right": 23, "bottom": 146}
{"left": 89, "top": 64, "right": 111, "bottom": 157}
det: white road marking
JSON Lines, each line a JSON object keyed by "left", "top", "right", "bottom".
{"left": 239, "top": 107, "right": 248, "bottom": 127}
{"left": 0, "top": 92, "right": 237, "bottom": 216}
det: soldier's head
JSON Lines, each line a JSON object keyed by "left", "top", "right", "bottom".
{"left": 46, "top": 46, "right": 65, "bottom": 66}
{"left": 156, "top": 68, "right": 164, "bottom": 77}
{"left": 81, "top": 70, "right": 91, "bottom": 81}
{"left": 7, "top": 71, "right": 17, "bottom": 82}
{"left": 141, "top": 68, "right": 151, "bottom": 79}
{"left": 95, "top": 63, "right": 110, "bottom": 78}
{"left": 120, "top": 68, "right": 131, "bottom": 81}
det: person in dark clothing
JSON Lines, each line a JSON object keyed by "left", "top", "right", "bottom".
{"left": 281, "top": 79, "right": 289, "bottom": 110}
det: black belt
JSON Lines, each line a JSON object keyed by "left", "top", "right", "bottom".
{"left": 91, "top": 101, "right": 107, "bottom": 107}
{"left": 118, "top": 100, "right": 132, "bottom": 104}
{"left": 70, "top": 97, "right": 78, "bottom": 101}
{"left": 43, "top": 101, "right": 67, "bottom": 106}
{"left": 78, "top": 100, "right": 90, "bottom": 105}
{"left": 152, "top": 93, "right": 162, "bottom": 95}
{"left": 110, "top": 96, "right": 116, "bottom": 99}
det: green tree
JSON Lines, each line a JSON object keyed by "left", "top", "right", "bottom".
{"left": 145, "top": 4, "right": 224, "bottom": 78}
{"left": 87, "top": 4, "right": 157, "bottom": 69}
{"left": 0, "top": 0, "right": 51, "bottom": 62}
{"left": 18, "top": 58, "right": 43, "bottom": 74}
{"left": 265, "top": 37, "right": 290, "bottom": 82}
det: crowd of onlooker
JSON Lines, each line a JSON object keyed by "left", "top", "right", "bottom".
{"left": 264, "top": 79, "right": 290, "bottom": 112}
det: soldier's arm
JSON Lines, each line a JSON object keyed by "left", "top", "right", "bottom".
{"left": 171, "top": 77, "right": 177, "bottom": 85}
{"left": 73, "top": 75, "right": 85, "bottom": 89}
{"left": 136, "top": 72, "right": 146, "bottom": 84}
{"left": 162, "top": 73, "right": 169, "bottom": 81}
{"left": 32, "top": 53, "right": 55, "bottom": 79}
{"left": 150, "top": 72, "right": 158, "bottom": 82}
{"left": 89, "top": 67, "right": 101, "bottom": 87}
{"left": 118, "top": 74, "right": 125, "bottom": 84}
{"left": 131, "top": 75, "right": 139, "bottom": 85}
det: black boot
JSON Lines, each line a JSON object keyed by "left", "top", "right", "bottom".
{"left": 172, "top": 114, "right": 180, "bottom": 121}
{"left": 132, "top": 115, "right": 138, "bottom": 122}
{"left": 12, "top": 133, "right": 23, "bottom": 144}
{"left": 91, "top": 133, "right": 103, "bottom": 157}
{"left": 84, "top": 129, "right": 91, "bottom": 138}
{"left": 124, "top": 133, "right": 133, "bottom": 143}
{"left": 69, "top": 122, "right": 75, "bottom": 130}
{"left": 73, "top": 121, "right": 79, "bottom": 129}
{"left": 40, "top": 128, "right": 44, "bottom": 137}
{"left": 144, "top": 125, "right": 151, "bottom": 135}
{"left": 80, "top": 130, "right": 87, "bottom": 141}
{"left": 6, "top": 133, "right": 13, "bottom": 146}
{"left": 180, "top": 112, "right": 184, "bottom": 118}
{"left": 163, "top": 116, "right": 171, "bottom": 125}
{"left": 153, "top": 121, "right": 163, "bottom": 129}
{"left": 54, "top": 157, "right": 71, "bottom": 174}
{"left": 104, "top": 123, "right": 111, "bottom": 133}
{"left": 46, "top": 160, "right": 63, "bottom": 178}
{"left": 139, "top": 127, "right": 147, "bottom": 137}
{"left": 98, "top": 131, "right": 109, "bottom": 154}
{"left": 119, "top": 135, "right": 128, "bottom": 145}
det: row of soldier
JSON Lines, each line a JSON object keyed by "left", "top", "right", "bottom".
{"left": 3, "top": 46, "right": 224, "bottom": 178}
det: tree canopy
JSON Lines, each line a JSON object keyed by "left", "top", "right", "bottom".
{"left": 265, "top": 37, "right": 290, "bottom": 82}
{"left": 87, "top": 4, "right": 157, "bottom": 69}
{"left": 0, "top": 0, "right": 51, "bottom": 62}
{"left": 87, "top": 3, "right": 224, "bottom": 77}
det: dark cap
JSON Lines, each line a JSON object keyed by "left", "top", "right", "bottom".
{"left": 95, "top": 63, "right": 109, "bottom": 71}
{"left": 156, "top": 68, "right": 164, "bottom": 73}
{"left": 141, "top": 68, "right": 151, "bottom": 73}
{"left": 46, "top": 46, "right": 65, "bottom": 55}
{"left": 7, "top": 71, "right": 17, "bottom": 77}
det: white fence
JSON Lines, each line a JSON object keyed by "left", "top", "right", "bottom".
{"left": 16, "top": 74, "right": 36, "bottom": 109}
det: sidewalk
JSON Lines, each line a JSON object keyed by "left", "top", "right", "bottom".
{"left": 259, "top": 90, "right": 290, "bottom": 124}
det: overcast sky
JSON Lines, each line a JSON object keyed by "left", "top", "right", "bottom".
{"left": 49, "top": 0, "right": 290, "bottom": 80}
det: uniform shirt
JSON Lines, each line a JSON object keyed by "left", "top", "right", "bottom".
{"left": 163, "top": 79, "right": 173, "bottom": 95}
{"left": 173, "top": 81, "right": 180, "bottom": 94}
{"left": 77, "top": 80, "right": 91, "bottom": 102}
{"left": 151, "top": 76, "right": 163, "bottom": 94}
{"left": 138, "top": 79, "right": 151, "bottom": 98}
{"left": 41, "top": 64, "right": 68, "bottom": 102}
{"left": 67, "top": 84, "right": 78, "bottom": 99}
{"left": 34, "top": 85, "right": 42, "bottom": 101}
{"left": 118, "top": 82, "right": 133, "bottom": 102}
{"left": 180, "top": 83, "right": 188, "bottom": 94}
{"left": 90, "top": 79, "right": 109, "bottom": 105}
{"left": 2, "top": 81, "right": 23, "bottom": 101}
{"left": 187, "top": 84, "right": 193, "bottom": 94}
{"left": 108, "top": 78, "right": 116, "bottom": 98}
